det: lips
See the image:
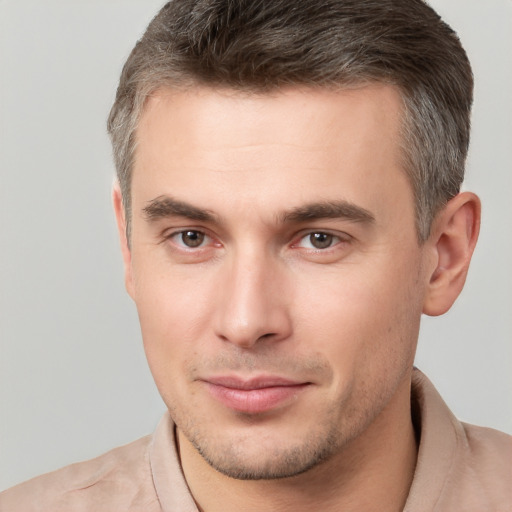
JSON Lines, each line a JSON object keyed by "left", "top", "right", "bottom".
{"left": 202, "top": 376, "right": 310, "bottom": 414}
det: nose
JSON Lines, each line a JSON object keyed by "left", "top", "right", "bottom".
{"left": 213, "top": 250, "right": 292, "bottom": 349}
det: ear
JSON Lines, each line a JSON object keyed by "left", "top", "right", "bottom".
{"left": 423, "top": 191, "right": 481, "bottom": 316}
{"left": 112, "top": 181, "right": 135, "bottom": 299}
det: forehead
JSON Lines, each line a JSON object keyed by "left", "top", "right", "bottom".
{"left": 137, "top": 83, "right": 404, "bottom": 152}
{"left": 132, "top": 84, "right": 412, "bottom": 228}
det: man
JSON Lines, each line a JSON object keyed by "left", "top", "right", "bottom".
{"left": 1, "top": 0, "right": 510, "bottom": 510}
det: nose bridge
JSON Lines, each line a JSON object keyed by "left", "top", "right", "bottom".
{"left": 214, "top": 244, "right": 291, "bottom": 348}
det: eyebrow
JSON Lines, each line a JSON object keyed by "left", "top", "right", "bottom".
{"left": 281, "top": 200, "right": 375, "bottom": 224}
{"left": 143, "top": 196, "right": 218, "bottom": 222}
{"left": 143, "top": 195, "right": 375, "bottom": 226}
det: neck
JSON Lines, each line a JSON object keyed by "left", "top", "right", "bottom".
{"left": 178, "top": 376, "right": 418, "bottom": 512}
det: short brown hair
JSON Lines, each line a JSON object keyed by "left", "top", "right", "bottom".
{"left": 107, "top": 0, "right": 473, "bottom": 242}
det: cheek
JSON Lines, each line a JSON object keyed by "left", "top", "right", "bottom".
{"left": 131, "top": 258, "right": 217, "bottom": 384}
{"left": 294, "top": 255, "right": 423, "bottom": 380}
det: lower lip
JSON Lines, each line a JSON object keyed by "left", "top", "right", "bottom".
{"left": 205, "top": 383, "right": 309, "bottom": 414}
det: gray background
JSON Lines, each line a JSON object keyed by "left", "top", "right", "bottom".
{"left": 1, "top": 0, "right": 511, "bottom": 491}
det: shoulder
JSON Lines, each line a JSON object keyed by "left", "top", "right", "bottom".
{"left": 408, "top": 369, "right": 512, "bottom": 511}
{"left": 457, "top": 422, "right": 512, "bottom": 497}
{"left": 434, "top": 422, "right": 512, "bottom": 511}
{"left": 462, "top": 421, "right": 512, "bottom": 459}
{"left": 0, "top": 435, "right": 161, "bottom": 512}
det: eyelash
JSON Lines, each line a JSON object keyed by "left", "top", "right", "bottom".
{"left": 164, "top": 229, "right": 349, "bottom": 252}
{"left": 292, "top": 231, "right": 347, "bottom": 251}
{"left": 166, "top": 230, "right": 216, "bottom": 250}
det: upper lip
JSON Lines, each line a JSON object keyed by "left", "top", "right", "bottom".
{"left": 202, "top": 375, "right": 308, "bottom": 390}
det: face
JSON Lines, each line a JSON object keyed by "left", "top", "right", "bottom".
{"left": 122, "top": 85, "right": 431, "bottom": 479}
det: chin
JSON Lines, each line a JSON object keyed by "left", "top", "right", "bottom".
{"left": 177, "top": 408, "right": 350, "bottom": 481}
{"left": 193, "top": 433, "right": 340, "bottom": 480}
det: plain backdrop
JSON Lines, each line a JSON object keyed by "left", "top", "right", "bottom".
{"left": 1, "top": 0, "right": 511, "bottom": 491}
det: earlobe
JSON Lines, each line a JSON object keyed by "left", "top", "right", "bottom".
{"left": 112, "top": 182, "right": 135, "bottom": 299}
{"left": 422, "top": 192, "right": 481, "bottom": 316}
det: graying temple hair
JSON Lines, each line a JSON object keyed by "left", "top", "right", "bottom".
{"left": 107, "top": 0, "right": 473, "bottom": 242}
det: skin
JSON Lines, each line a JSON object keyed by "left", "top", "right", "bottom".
{"left": 114, "top": 84, "right": 480, "bottom": 512}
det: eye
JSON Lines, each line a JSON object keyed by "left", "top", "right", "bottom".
{"left": 296, "top": 232, "right": 343, "bottom": 250}
{"left": 171, "top": 230, "right": 209, "bottom": 248}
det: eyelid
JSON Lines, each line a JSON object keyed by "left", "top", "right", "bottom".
{"left": 159, "top": 226, "right": 351, "bottom": 253}
{"left": 292, "top": 229, "right": 352, "bottom": 249}
{"left": 161, "top": 227, "right": 217, "bottom": 249}
{"left": 175, "top": 230, "right": 210, "bottom": 248}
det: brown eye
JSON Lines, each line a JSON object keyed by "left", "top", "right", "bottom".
{"left": 309, "top": 232, "right": 334, "bottom": 249}
{"left": 179, "top": 230, "right": 206, "bottom": 248}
